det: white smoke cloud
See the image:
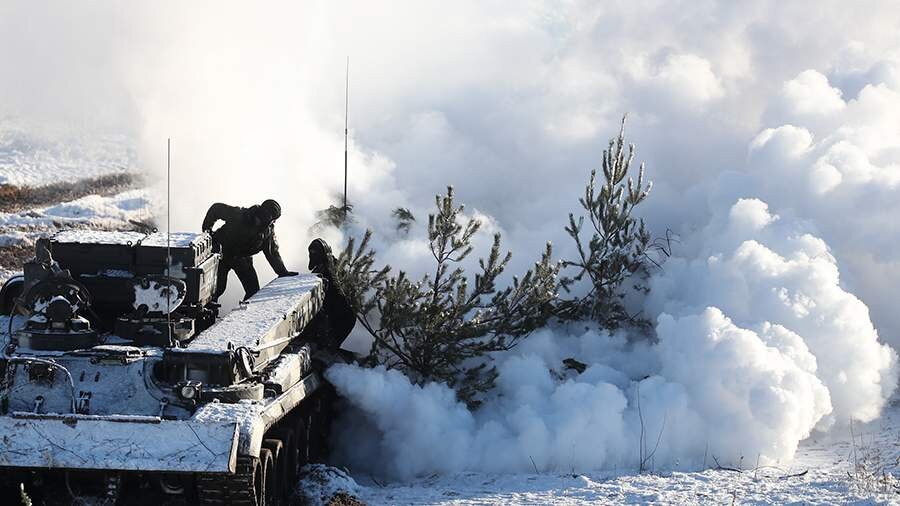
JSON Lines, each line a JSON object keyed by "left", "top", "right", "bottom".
{"left": 328, "top": 196, "right": 894, "bottom": 479}
{"left": 647, "top": 198, "right": 897, "bottom": 426}
{"left": 720, "top": 68, "right": 900, "bottom": 350}
{"left": 778, "top": 70, "right": 846, "bottom": 119}
{"left": 4, "top": 0, "right": 900, "bottom": 482}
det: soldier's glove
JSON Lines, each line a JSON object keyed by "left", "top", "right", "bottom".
{"left": 280, "top": 271, "right": 299, "bottom": 277}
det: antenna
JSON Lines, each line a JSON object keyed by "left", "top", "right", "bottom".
{"left": 166, "top": 138, "right": 171, "bottom": 342}
{"left": 343, "top": 56, "right": 349, "bottom": 211}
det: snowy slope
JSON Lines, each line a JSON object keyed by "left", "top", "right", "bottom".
{"left": 0, "top": 188, "right": 157, "bottom": 231}
{"left": 0, "top": 119, "right": 137, "bottom": 187}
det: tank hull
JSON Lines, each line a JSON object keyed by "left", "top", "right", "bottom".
{"left": 1, "top": 231, "right": 349, "bottom": 504}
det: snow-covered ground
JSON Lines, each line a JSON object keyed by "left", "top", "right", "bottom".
{"left": 0, "top": 188, "right": 157, "bottom": 235}
{"left": 0, "top": 119, "right": 137, "bottom": 187}
{"left": 327, "top": 407, "right": 900, "bottom": 505}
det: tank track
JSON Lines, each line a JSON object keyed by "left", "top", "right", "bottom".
{"left": 196, "top": 456, "right": 260, "bottom": 506}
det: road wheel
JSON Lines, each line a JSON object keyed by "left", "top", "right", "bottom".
{"left": 262, "top": 439, "right": 284, "bottom": 506}
{"left": 272, "top": 427, "right": 298, "bottom": 501}
{"left": 295, "top": 416, "right": 310, "bottom": 468}
{"left": 259, "top": 448, "right": 276, "bottom": 506}
{"left": 308, "top": 390, "right": 335, "bottom": 461}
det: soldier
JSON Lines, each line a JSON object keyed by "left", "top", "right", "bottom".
{"left": 307, "top": 238, "right": 356, "bottom": 347}
{"left": 202, "top": 199, "right": 298, "bottom": 301}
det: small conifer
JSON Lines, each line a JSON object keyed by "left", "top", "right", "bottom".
{"left": 335, "top": 187, "right": 559, "bottom": 406}
{"left": 559, "top": 116, "right": 653, "bottom": 328}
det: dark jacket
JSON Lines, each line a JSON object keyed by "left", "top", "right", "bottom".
{"left": 307, "top": 238, "right": 356, "bottom": 348}
{"left": 202, "top": 203, "right": 289, "bottom": 276}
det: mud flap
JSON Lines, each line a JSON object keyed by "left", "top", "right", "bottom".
{"left": 0, "top": 415, "right": 239, "bottom": 473}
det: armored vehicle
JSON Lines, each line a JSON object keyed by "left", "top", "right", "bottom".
{"left": 0, "top": 230, "right": 352, "bottom": 505}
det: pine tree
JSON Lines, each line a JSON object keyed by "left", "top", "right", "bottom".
{"left": 331, "top": 229, "right": 390, "bottom": 318}
{"left": 391, "top": 207, "right": 416, "bottom": 235}
{"left": 335, "top": 187, "right": 560, "bottom": 406}
{"left": 313, "top": 201, "right": 353, "bottom": 231}
{"left": 559, "top": 116, "right": 653, "bottom": 327}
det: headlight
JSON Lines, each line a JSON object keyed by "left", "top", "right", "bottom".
{"left": 177, "top": 381, "right": 202, "bottom": 401}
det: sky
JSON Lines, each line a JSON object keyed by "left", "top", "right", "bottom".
{"left": 3, "top": 0, "right": 900, "bottom": 478}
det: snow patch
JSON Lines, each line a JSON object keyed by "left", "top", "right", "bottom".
{"left": 295, "top": 464, "right": 363, "bottom": 506}
{"left": 0, "top": 120, "right": 136, "bottom": 187}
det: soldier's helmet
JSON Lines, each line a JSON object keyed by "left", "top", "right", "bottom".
{"left": 259, "top": 199, "right": 282, "bottom": 222}
{"left": 308, "top": 238, "right": 333, "bottom": 273}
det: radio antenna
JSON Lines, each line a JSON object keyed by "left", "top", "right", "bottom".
{"left": 166, "top": 138, "right": 172, "bottom": 341}
{"left": 343, "top": 56, "right": 349, "bottom": 211}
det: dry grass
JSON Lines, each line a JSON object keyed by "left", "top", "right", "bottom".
{"left": 0, "top": 173, "right": 138, "bottom": 213}
{"left": 0, "top": 243, "right": 31, "bottom": 274}
{"left": 847, "top": 420, "right": 900, "bottom": 496}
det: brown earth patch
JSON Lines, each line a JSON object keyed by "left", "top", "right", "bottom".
{"left": 326, "top": 492, "right": 367, "bottom": 506}
{"left": 0, "top": 173, "right": 140, "bottom": 213}
{"left": 0, "top": 243, "right": 31, "bottom": 273}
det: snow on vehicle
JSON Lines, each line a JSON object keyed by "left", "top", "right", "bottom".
{"left": 0, "top": 230, "right": 350, "bottom": 505}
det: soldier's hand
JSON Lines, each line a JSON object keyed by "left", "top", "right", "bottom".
{"left": 280, "top": 271, "right": 299, "bottom": 277}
